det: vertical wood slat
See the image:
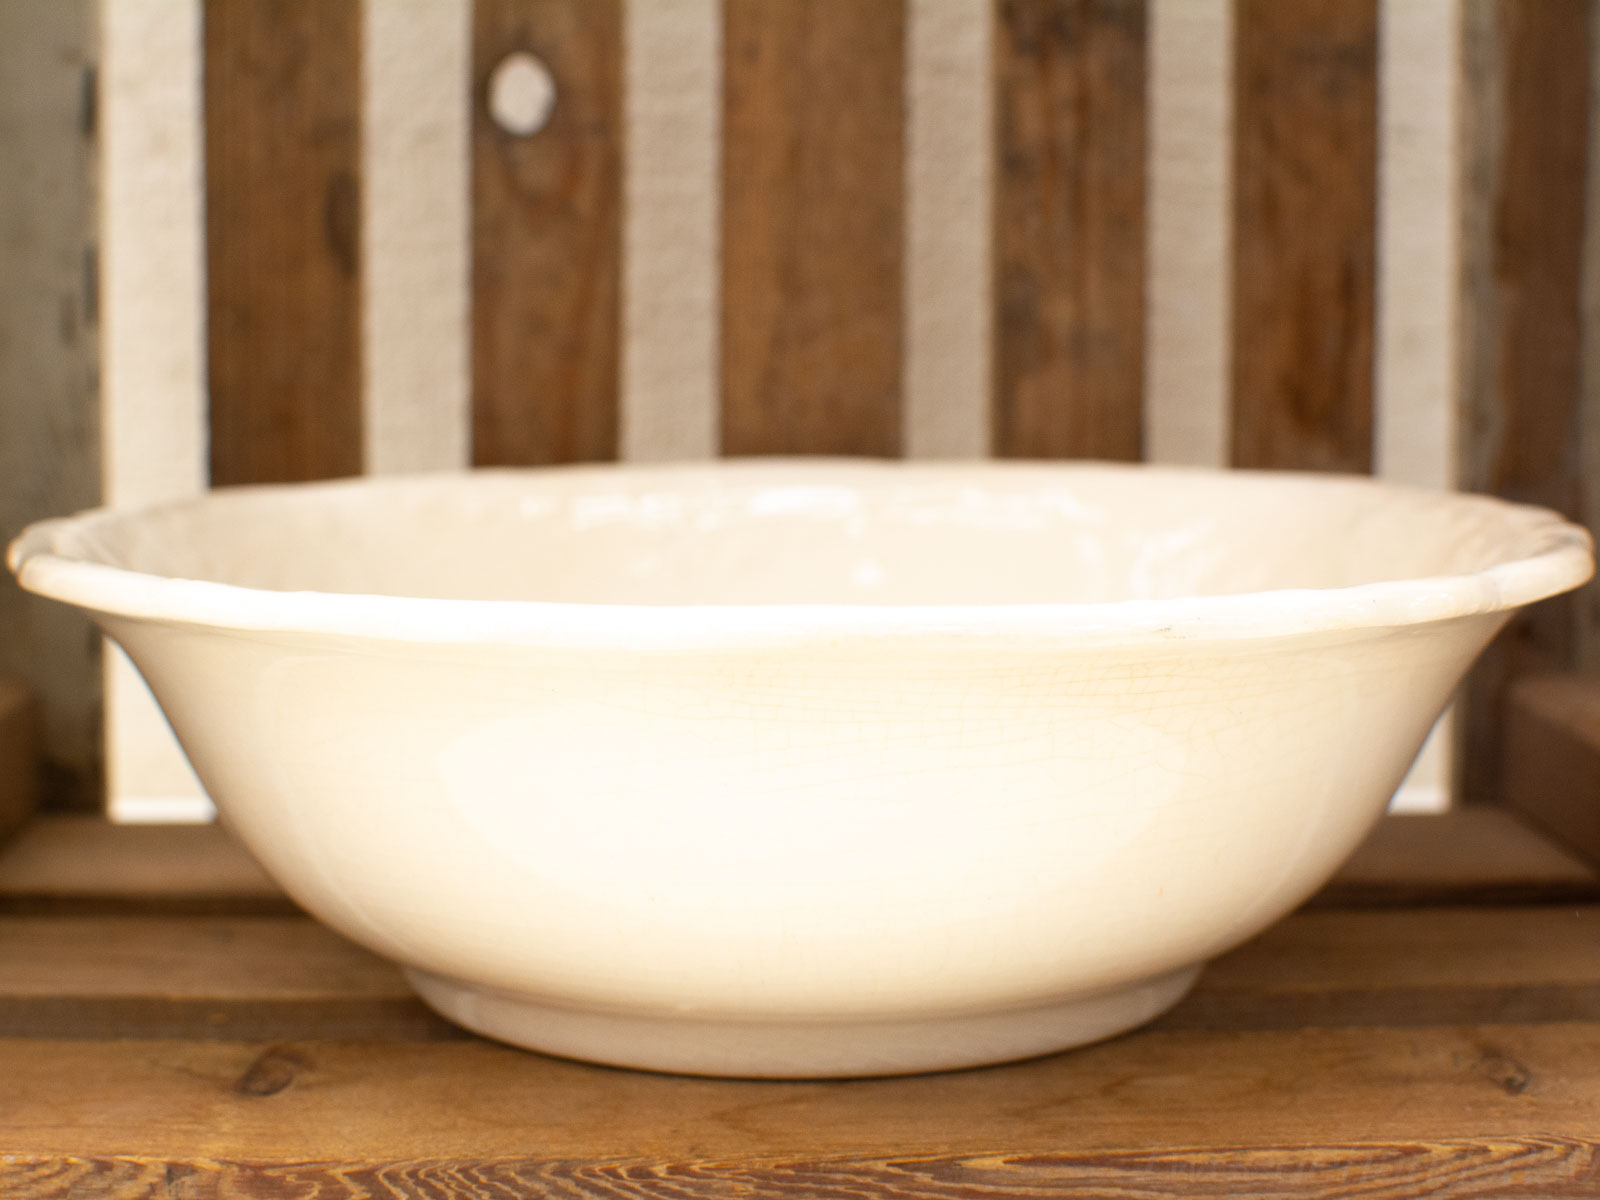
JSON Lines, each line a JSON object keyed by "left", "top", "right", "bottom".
{"left": 1459, "top": 0, "right": 1592, "bottom": 808}
{"left": 363, "top": 0, "right": 472, "bottom": 476}
{"left": 721, "top": 0, "right": 905, "bottom": 457}
{"left": 1144, "top": 0, "right": 1232, "bottom": 470}
{"left": 903, "top": 0, "right": 993, "bottom": 460}
{"left": 1375, "top": 0, "right": 1462, "bottom": 814}
{"left": 204, "top": 0, "right": 363, "bottom": 486}
{"left": 1231, "top": 0, "right": 1378, "bottom": 473}
{"left": 620, "top": 0, "right": 721, "bottom": 463}
{"left": 0, "top": 0, "right": 100, "bottom": 810}
{"left": 471, "top": 0, "right": 622, "bottom": 467}
{"left": 102, "top": 0, "right": 212, "bottom": 824}
{"left": 993, "top": 0, "right": 1147, "bottom": 462}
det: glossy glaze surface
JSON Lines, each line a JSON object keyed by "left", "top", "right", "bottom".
{"left": 9, "top": 461, "right": 1592, "bottom": 1075}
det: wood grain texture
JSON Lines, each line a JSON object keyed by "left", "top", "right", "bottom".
{"left": 721, "top": 0, "right": 905, "bottom": 456}
{"left": 1458, "top": 0, "right": 1591, "bottom": 807}
{"left": 994, "top": 0, "right": 1146, "bottom": 461}
{"left": 1505, "top": 673, "right": 1600, "bottom": 868}
{"left": 1164, "top": 904, "right": 1600, "bottom": 1031}
{"left": 472, "top": 0, "right": 622, "bottom": 466}
{"left": 6, "top": 1026, "right": 1600, "bottom": 1164}
{"left": 0, "top": 0, "right": 101, "bottom": 812}
{"left": 8, "top": 904, "right": 1600, "bottom": 1188}
{"left": 1231, "top": 0, "right": 1377, "bottom": 472}
{"left": 3, "top": 1140, "right": 1599, "bottom": 1199}
{"left": 0, "top": 914, "right": 454, "bottom": 1041}
{"left": 204, "top": 0, "right": 363, "bottom": 485}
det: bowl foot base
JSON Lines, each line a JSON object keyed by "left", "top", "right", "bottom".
{"left": 405, "top": 963, "right": 1202, "bottom": 1078}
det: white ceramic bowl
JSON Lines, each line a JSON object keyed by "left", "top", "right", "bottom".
{"left": 9, "top": 460, "right": 1592, "bottom": 1076}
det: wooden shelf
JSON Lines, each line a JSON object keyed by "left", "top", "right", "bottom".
{"left": 3, "top": 809, "right": 1600, "bottom": 1195}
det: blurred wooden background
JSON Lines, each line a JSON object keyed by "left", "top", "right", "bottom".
{"left": 0, "top": 0, "right": 1594, "bottom": 828}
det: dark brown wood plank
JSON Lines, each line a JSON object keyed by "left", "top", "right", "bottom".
{"left": 5, "top": 1028, "right": 1600, "bottom": 1169}
{"left": 0, "top": 914, "right": 454, "bottom": 1041}
{"left": 1458, "top": 0, "right": 1591, "bottom": 807}
{"left": 205, "top": 0, "right": 363, "bottom": 485}
{"left": 1312, "top": 807, "right": 1600, "bottom": 908}
{"left": 4, "top": 1139, "right": 1600, "bottom": 1199}
{"left": 0, "top": 681, "right": 36, "bottom": 846}
{"left": 471, "top": 0, "right": 621, "bottom": 466}
{"left": 993, "top": 0, "right": 1146, "bottom": 461}
{"left": 1231, "top": 0, "right": 1377, "bottom": 472}
{"left": 1504, "top": 673, "right": 1600, "bottom": 868}
{"left": 721, "top": 0, "right": 905, "bottom": 457}
{"left": 1166, "top": 905, "right": 1600, "bottom": 1031}
{"left": 7, "top": 906, "right": 1600, "bottom": 1042}
{"left": 0, "top": 816, "right": 290, "bottom": 915}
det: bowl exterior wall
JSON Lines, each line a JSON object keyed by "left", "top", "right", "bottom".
{"left": 104, "top": 611, "right": 1503, "bottom": 1021}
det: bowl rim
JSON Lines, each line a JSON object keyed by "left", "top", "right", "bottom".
{"left": 8, "top": 459, "right": 1594, "bottom": 651}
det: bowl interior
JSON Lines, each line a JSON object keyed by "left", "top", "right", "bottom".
{"left": 41, "top": 462, "right": 1578, "bottom": 607}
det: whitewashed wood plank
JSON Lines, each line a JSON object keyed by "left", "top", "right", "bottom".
{"left": 0, "top": 0, "right": 100, "bottom": 810}
{"left": 1376, "top": 0, "right": 1462, "bottom": 814}
{"left": 620, "top": 0, "right": 720, "bottom": 462}
{"left": 1144, "top": 0, "right": 1232, "bottom": 468}
{"left": 903, "top": 0, "right": 991, "bottom": 460}
{"left": 363, "top": 0, "right": 472, "bottom": 475}
{"left": 98, "top": 0, "right": 212, "bottom": 822}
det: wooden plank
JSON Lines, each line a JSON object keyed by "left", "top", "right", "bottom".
{"left": 471, "top": 0, "right": 622, "bottom": 466}
{"left": 1584, "top": 0, "right": 1600, "bottom": 678}
{"left": 1231, "top": 0, "right": 1378, "bottom": 472}
{"left": 0, "top": 0, "right": 101, "bottom": 812}
{"left": 1165, "top": 905, "right": 1600, "bottom": 1031}
{"left": 6, "top": 905, "right": 1600, "bottom": 1042}
{"left": 903, "top": 0, "right": 993, "bottom": 460}
{"left": 0, "top": 915, "right": 453, "bottom": 1041}
{"left": 204, "top": 0, "right": 363, "bottom": 485}
{"left": 4, "top": 1027, "right": 1600, "bottom": 1172}
{"left": 3, "top": 1137, "right": 1600, "bottom": 1199}
{"left": 1145, "top": 0, "right": 1232, "bottom": 469}
{"left": 1458, "top": 0, "right": 1591, "bottom": 807}
{"left": 993, "top": 0, "right": 1146, "bottom": 461}
{"left": 1314, "top": 807, "right": 1600, "bottom": 908}
{"left": 0, "top": 682, "right": 37, "bottom": 845}
{"left": 0, "top": 816, "right": 288, "bottom": 915}
{"left": 721, "top": 0, "right": 905, "bottom": 457}
{"left": 1505, "top": 674, "right": 1600, "bottom": 868}
{"left": 619, "top": 0, "right": 721, "bottom": 462}
{"left": 101, "top": 0, "right": 215, "bottom": 821}
{"left": 362, "top": 0, "right": 472, "bottom": 475}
